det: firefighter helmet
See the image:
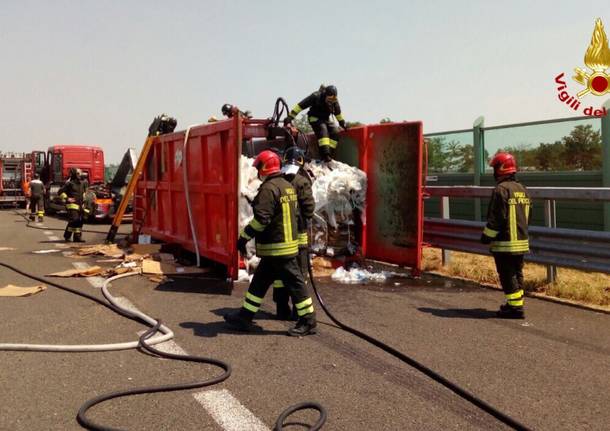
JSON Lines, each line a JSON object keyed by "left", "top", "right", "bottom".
{"left": 253, "top": 150, "right": 281, "bottom": 177}
{"left": 324, "top": 85, "right": 338, "bottom": 97}
{"left": 221, "top": 104, "right": 233, "bottom": 117}
{"left": 68, "top": 167, "right": 78, "bottom": 179}
{"left": 283, "top": 146, "right": 305, "bottom": 167}
{"left": 489, "top": 152, "right": 517, "bottom": 175}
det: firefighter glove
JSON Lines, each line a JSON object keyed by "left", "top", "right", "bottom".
{"left": 339, "top": 120, "right": 347, "bottom": 130}
{"left": 237, "top": 237, "right": 249, "bottom": 255}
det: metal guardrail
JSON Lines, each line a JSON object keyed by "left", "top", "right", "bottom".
{"left": 424, "top": 186, "right": 610, "bottom": 279}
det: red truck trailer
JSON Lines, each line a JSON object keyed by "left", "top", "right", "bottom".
{"left": 133, "top": 114, "right": 424, "bottom": 280}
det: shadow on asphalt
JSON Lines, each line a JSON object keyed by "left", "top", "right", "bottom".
{"left": 155, "top": 278, "right": 232, "bottom": 295}
{"left": 180, "top": 308, "right": 288, "bottom": 337}
{"left": 418, "top": 307, "right": 497, "bottom": 319}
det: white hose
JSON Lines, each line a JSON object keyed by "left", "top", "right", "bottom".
{"left": 182, "top": 125, "right": 201, "bottom": 267}
{"left": 0, "top": 271, "right": 174, "bottom": 352}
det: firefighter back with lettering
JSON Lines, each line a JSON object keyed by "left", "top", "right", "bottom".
{"left": 225, "top": 150, "right": 317, "bottom": 336}
{"left": 481, "top": 152, "right": 531, "bottom": 319}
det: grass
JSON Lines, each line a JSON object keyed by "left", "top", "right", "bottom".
{"left": 422, "top": 247, "right": 610, "bottom": 308}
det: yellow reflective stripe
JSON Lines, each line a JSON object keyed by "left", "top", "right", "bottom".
{"left": 308, "top": 116, "right": 318, "bottom": 123}
{"left": 73, "top": 228, "right": 82, "bottom": 233}
{"left": 507, "top": 299, "right": 524, "bottom": 307}
{"left": 256, "top": 247, "right": 299, "bottom": 257}
{"left": 295, "top": 297, "right": 313, "bottom": 309}
{"left": 318, "top": 137, "right": 331, "bottom": 147}
{"left": 505, "top": 290, "right": 524, "bottom": 300}
{"left": 290, "top": 104, "right": 303, "bottom": 116}
{"left": 83, "top": 208, "right": 90, "bottom": 214}
{"left": 273, "top": 280, "right": 284, "bottom": 288}
{"left": 491, "top": 240, "right": 529, "bottom": 252}
{"left": 243, "top": 301, "right": 259, "bottom": 313}
{"left": 246, "top": 292, "right": 263, "bottom": 304}
{"left": 59, "top": 193, "right": 67, "bottom": 199}
{"left": 282, "top": 202, "right": 293, "bottom": 244}
{"left": 240, "top": 229, "right": 252, "bottom": 240}
{"left": 335, "top": 114, "right": 344, "bottom": 122}
{"left": 328, "top": 139, "right": 338, "bottom": 149}
{"left": 37, "top": 211, "right": 44, "bottom": 216}
{"left": 297, "top": 305, "right": 314, "bottom": 316}
{"left": 249, "top": 218, "right": 265, "bottom": 232}
{"left": 66, "top": 203, "right": 80, "bottom": 210}
{"left": 483, "top": 227, "right": 499, "bottom": 238}
{"left": 298, "top": 232, "right": 308, "bottom": 245}
{"left": 256, "top": 240, "right": 299, "bottom": 250}
{"left": 525, "top": 204, "right": 530, "bottom": 223}
{"left": 509, "top": 203, "right": 517, "bottom": 242}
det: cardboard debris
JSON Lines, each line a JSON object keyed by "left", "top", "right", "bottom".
{"left": 0, "top": 284, "right": 47, "bottom": 297}
{"left": 96, "top": 259, "right": 124, "bottom": 263}
{"left": 75, "top": 244, "right": 124, "bottom": 258}
{"left": 124, "top": 253, "right": 146, "bottom": 262}
{"left": 131, "top": 244, "right": 162, "bottom": 255}
{"left": 141, "top": 259, "right": 210, "bottom": 275}
{"left": 312, "top": 257, "right": 338, "bottom": 277}
{"left": 154, "top": 253, "right": 175, "bottom": 263}
{"left": 147, "top": 275, "right": 167, "bottom": 283}
{"left": 47, "top": 266, "right": 105, "bottom": 277}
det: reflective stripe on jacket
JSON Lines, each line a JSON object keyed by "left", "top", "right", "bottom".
{"left": 483, "top": 178, "right": 531, "bottom": 254}
{"left": 240, "top": 174, "right": 299, "bottom": 257}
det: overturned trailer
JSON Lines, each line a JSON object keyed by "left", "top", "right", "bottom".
{"left": 132, "top": 114, "right": 424, "bottom": 280}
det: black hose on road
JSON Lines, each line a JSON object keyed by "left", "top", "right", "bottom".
{"left": 307, "top": 258, "right": 531, "bottom": 431}
{"left": 16, "top": 210, "right": 126, "bottom": 236}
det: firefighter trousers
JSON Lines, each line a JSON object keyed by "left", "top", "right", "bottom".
{"left": 29, "top": 195, "right": 44, "bottom": 220}
{"left": 493, "top": 253, "right": 525, "bottom": 309}
{"left": 242, "top": 255, "right": 314, "bottom": 321}
{"left": 64, "top": 208, "right": 84, "bottom": 240}
{"left": 311, "top": 119, "right": 339, "bottom": 160}
{"left": 273, "top": 247, "right": 309, "bottom": 306}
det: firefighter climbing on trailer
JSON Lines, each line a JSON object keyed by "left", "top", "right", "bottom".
{"left": 273, "top": 146, "right": 315, "bottom": 320}
{"left": 284, "top": 85, "right": 348, "bottom": 162}
{"left": 225, "top": 150, "right": 317, "bottom": 336}
{"left": 28, "top": 173, "right": 46, "bottom": 222}
{"left": 480, "top": 152, "right": 531, "bottom": 319}
{"left": 59, "top": 168, "right": 88, "bottom": 242}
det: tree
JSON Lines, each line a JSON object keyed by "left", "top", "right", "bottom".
{"left": 562, "top": 124, "right": 602, "bottom": 171}
{"left": 535, "top": 141, "right": 565, "bottom": 171}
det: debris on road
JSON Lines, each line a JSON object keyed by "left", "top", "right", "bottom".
{"left": 32, "top": 249, "right": 62, "bottom": 254}
{"left": 331, "top": 266, "right": 389, "bottom": 284}
{"left": 0, "top": 284, "right": 47, "bottom": 297}
{"left": 47, "top": 266, "right": 105, "bottom": 277}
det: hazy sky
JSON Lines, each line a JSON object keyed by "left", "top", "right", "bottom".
{"left": 1, "top": 1, "right": 609, "bottom": 163}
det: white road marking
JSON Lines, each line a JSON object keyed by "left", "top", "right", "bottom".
{"left": 193, "top": 390, "right": 270, "bottom": 431}
{"left": 43, "top": 231, "right": 54, "bottom": 235}
{"left": 48, "top": 236, "right": 60, "bottom": 241}
{"left": 136, "top": 330, "right": 187, "bottom": 357}
{"left": 72, "top": 262, "right": 106, "bottom": 289}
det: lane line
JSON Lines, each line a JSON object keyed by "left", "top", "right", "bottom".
{"left": 43, "top": 231, "right": 54, "bottom": 235}
{"left": 193, "top": 389, "right": 270, "bottom": 431}
{"left": 136, "top": 330, "right": 187, "bottom": 357}
{"left": 48, "top": 236, "right": 60, "bottom": 241}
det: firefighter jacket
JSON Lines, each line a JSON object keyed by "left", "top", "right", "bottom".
{"left": 59, "top": 179, "right": 85, "bottom": 211}
{"left": 287, "top": 170, "right": 315, "bottom": 247}
{"left": 482, "top": 178, "right": 531, "bottom": 254}
{"left": 29, "top": 179, "right": 45, "bottom": 197}
{"left": 288, "top": 91, "right": 344, "bottom": 125}
{"left": 240, "top": 173, "right": 299, "bottom": 258}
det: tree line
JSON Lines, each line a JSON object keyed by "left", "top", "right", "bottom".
{"left": 425, "top": 124, "right": 602, "bottom": 173}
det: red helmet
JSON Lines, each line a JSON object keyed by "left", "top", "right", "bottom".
{"left": 489, "top": 152, "right": 517, "bottom": 175}
{"left": 253, "top": 150, "right": 281, "bottom": 176}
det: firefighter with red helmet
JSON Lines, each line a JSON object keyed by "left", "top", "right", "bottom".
{"left": 284, "top": 85, "right": 347, "bottom": 162}
{"left": 273, "top": 146, "right": 316, "bottom": 320}
{"left": 481, "top": 152, "right": 531, "bottom": 319}
{"left": 225, "top": 150, "right": 317, "bottom": 336}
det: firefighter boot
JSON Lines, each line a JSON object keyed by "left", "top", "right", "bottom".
{"left": 288, "top": 312, "right": 317, "bottom": 337}
{"left": 273, "top": 286, "right": 295, "bottom": 321}
{"left": 64, "top": 230, "right": 72, "bottom": 242}
{"left": 38, "top": 216, "right": 44, "bottom": 223}
{"left": 73, "top": 234, "right": 85, "bottom": 243}
{"left": 224, "top": 309, "right": 255, "bottom": 332}
{"left": 496, "top": 303, "right": 524, "bottom": 319}
{"left": 29, "top": 214, "right": 36, "bottom": 221}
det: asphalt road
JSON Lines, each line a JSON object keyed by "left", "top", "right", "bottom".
{"left": 0, "top": 209, "right": 609, "bottom": 430}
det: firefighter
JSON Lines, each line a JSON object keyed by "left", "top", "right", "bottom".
{"left": 481, "top": 152, "right": 531, "bottom": 319}
{"left": 59, "top": 168, "right": 87, "bottom": 242}
{"left": 273, "top": 146, "right": 315, "bottom": 320}
{"left": 284, "top": 85, "right": 347, "bottom": 162}
{"left": 28, "top": 173, "right": 46, "bottom": 222}
{"left": 224, "top": 150, "right": 317, "bottom": 336}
